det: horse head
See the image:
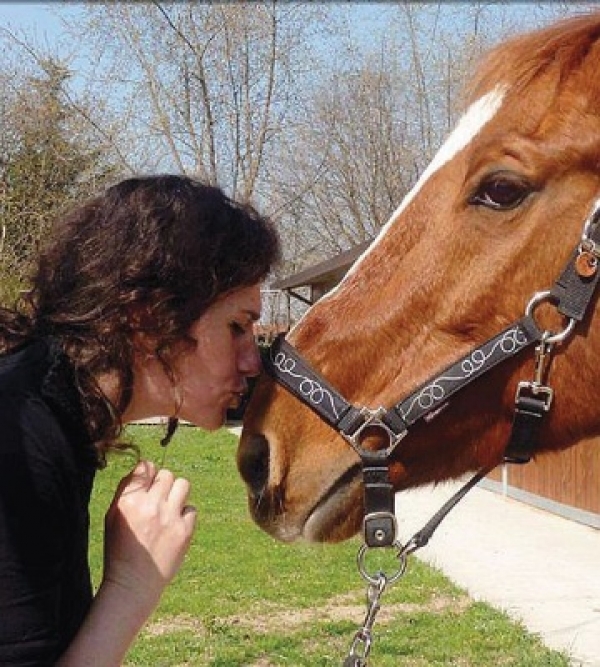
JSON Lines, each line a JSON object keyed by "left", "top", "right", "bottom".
{"left": 238, "top": 14, "right": 600, "bottom": 543}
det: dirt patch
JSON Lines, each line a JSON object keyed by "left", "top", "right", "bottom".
{"left": 144, "top": 613, "right": 206, "bottom": 637}
{"left": 225, "top": 593, "right": 471, "bottom": 634}
{"left": 143, "top": 593, "right": 471, "bottom": 639}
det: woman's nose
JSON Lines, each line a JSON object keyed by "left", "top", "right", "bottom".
{"left": 239, "top": 339, "right": 262, "bottom": 377}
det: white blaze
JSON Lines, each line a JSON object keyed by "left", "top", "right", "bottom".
{"left": 323, "top": 85, "right": 507, "bottom": 296}
{"left": 287, "top": 86, "right": 507, "bottom": 332}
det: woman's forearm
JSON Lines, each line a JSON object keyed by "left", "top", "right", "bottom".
{"left": 56, "top": 579, "right": 159, "bottom": 667}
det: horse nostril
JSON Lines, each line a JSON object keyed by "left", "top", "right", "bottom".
{"left": 238, "top": 433, "right": 270, "bottom": 496}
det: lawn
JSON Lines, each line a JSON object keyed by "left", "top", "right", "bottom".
{"left": 88, "top": 425, "right": 571, "bottom": 666}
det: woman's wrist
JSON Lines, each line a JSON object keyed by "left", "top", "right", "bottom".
{"left": 99, "top": 572, "right": 163, "bottom": 618}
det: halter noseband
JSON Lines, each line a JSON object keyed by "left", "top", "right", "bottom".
{"left": 266, "top": 316, "right": 541, "bottom": 547}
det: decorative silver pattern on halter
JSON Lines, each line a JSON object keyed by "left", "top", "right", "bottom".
{"left": 272, "top": 348, "right": 342, "bottom": 419}
{"left": 399, "top": 324, "right": 529, "bottom": 423}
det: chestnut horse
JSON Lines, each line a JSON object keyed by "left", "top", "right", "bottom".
{"left": 238, "top": 13, "right": 600, "bottom": 545}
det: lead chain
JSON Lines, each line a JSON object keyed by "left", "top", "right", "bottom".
{"left": 343, "top": 540, "right": 410, "bottom": 667}
{"left": 343, "top": 574, "right": 387, "bottom": 667}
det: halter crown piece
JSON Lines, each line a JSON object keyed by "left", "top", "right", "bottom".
{"left": 264, "top": 196, "right": 600, "bottom": 666}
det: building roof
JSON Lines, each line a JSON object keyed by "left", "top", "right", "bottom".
{"left": 271, "top": 239, "right": 372, "bottom": 290}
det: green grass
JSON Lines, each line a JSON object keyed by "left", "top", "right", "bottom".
{"left": 89, "top": 425, "right": 571, "bottom": 666}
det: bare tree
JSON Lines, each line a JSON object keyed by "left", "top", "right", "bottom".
{"left": 2, "top": 0, "right": 596, "bottom": 294}
{"left": 269, "top": 0, "right": 596, "bottom": 276}
{"left": 63, "top": 1, "right": 329, "bottom": 205}
{"left": 270, "top": 63, "right": 418, "bottom": 262}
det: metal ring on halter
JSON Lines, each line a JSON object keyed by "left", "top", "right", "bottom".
{"left": 581, "top": 197, "right": 600, "bottom": 244}
{"left": 357, "top": 541, "right": 408, "bottom": 586}
{"left": 525, "top": 291, "right": 576, "bottom": 344}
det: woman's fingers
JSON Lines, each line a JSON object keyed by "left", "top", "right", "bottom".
{"left": 132, "top": 459, "right": 157, "bottom": 482}
{"left": 145, "top": 467, "right": 194, "bottom": 514}
{"left": 114, "top": 460, "right": 196, "bottom": 527}
{"left": 180, "top": 504, "right": 198, "bottom": 535}
{"left": 168, "top": 476, "right": 191, "bottom": 506}
{"left": 123, "top": 460, "right": 196, "bottom": 527}
{"left": 115, "top": 460, "right": 157, "bottom": 495}
{"left": 152, "top": 467, "right": 175, "bottom": 488}
{"left": 173, "top": 475, "right": 197, "bottom": 530}
{"left": 152, "top": 472, "right": 197, "bottom": 530}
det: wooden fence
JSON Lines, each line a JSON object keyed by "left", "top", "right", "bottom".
{"left": 486, "top": 438, "right": 600, "bottom": 529}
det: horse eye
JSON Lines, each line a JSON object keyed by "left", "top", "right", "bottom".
{"left": 469, "top": 174, "right": 531, "bottom": 211}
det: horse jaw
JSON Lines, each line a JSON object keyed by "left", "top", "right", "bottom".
{"left": 300, "top": 463, "right": 364, "bottom": 542}
{"left": 238, "top": 377, "right": 369, "bottom": 543}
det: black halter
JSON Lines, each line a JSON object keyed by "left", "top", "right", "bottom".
{"left": 263, "top": 197, "right": 600, "bottom": 550}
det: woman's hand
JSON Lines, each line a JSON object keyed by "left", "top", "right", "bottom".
{"left": 57, "top": 461, "right": 196, "bottom": 666}
{"left": 103, "top": 460, "right": 197, "bottom": 610}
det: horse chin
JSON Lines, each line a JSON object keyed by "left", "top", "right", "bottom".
{"left": 301, "top": 464, "right": 364, "bottom": 543}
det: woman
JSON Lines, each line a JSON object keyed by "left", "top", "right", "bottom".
{"left": 0, "top": 175, "right": 280, "bottom": 666}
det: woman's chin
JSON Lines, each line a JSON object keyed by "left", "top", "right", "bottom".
{"left": 176, "top": 408, "right": 224, "bottom": 432}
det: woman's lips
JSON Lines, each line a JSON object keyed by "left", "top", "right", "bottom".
{"left": 227, "top": 387, "right": 248, "bottom": 409}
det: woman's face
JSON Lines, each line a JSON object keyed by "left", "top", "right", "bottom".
{"left": 129, "top": 284, "right": 263, "bottom": 430}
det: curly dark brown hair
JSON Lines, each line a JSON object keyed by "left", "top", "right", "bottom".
{"left": 0, "top": 175, "right": 280, "bottom": 462}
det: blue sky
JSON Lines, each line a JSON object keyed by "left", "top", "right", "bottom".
{"left": 0, "top": 2, "right": 89, "bottom": 55}
{"left": 1, "top": 2, "right": 597, "bottom": 95}
{"left": 0, "top": 2, "right": 69, "bottom": 34}
{"left": 2, "top": 3, "right": 597, "bottom": 49}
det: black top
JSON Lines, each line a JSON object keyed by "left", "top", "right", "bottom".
{"left": 0, "top": 339, "right": 97, "bottom": 666}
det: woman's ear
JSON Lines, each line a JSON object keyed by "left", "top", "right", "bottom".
{"left": 126, "top": 305, "right": 159, "bottom": 356}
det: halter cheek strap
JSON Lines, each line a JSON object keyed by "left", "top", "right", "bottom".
{"left": 551, "top": 198, "right": 600, "bottom": 321}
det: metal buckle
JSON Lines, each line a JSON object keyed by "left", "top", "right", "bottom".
{"left": 515, "top": 381, "right": 553, "bottom": 411}
{"left": 580, "top": 197, "right": 600, "bottom": 250}
{"left": 513, "top": 332, "right": 554, "bottom": 411}
{"left": 579, "top": 237, "right": 600, "bottom": 260}
{"left": 342, "top": 406, "right": 407, "bottom": 457}
{"left": 362, "top": 511, "right": 398, "bottom": 548}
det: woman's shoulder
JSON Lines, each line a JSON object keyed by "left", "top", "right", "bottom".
{"left": 0, "top": 340, "right": 96, "bottom": 484}
{"left": 0, "top": 340, "right": 68, "bottom": 449}
{"left": 0, "top": 339, "right": 87, "bottom": 450}
{"left": 0, "top": 338, "right": 52, "bottom": 389}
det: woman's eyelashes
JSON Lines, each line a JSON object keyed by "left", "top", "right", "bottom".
{"left": 230, "top": 321, "right": 249, "bottom": 337}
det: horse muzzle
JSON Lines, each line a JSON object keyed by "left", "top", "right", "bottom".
{"left": 237, "top": 429, "right": 364, "bottom": 543}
